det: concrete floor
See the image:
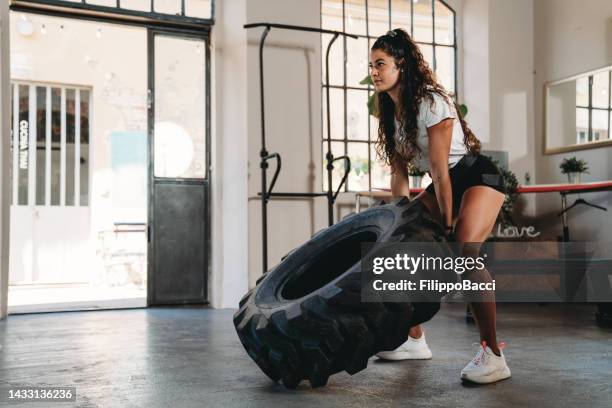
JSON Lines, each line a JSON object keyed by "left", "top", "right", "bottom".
{"left": 0, "top": 304, "right": 610, "bottom": 408}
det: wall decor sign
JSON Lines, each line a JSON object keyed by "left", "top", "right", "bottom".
{"left": 19, "top": 119, "right": 29, "bottom": 170}
{"left": 495, "top": 224, "right": 541, "bottom": 239}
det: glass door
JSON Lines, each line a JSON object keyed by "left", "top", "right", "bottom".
{"left": 148, "top": 30, "right": 210, "bottom": 304}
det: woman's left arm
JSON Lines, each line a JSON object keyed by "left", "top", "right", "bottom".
{"left": 427, "top": 118, "right": 454, "bottom": 230}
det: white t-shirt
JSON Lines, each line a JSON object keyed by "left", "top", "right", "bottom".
{"left": 394, "top": 91, "right": 467, "bottom": 171}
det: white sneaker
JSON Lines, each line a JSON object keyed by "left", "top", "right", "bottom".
{"left": 460, "top": 343, "right": 511, "bottom": 384}
{"left": 376, "top": 334, "right": 433, "bottom": 361}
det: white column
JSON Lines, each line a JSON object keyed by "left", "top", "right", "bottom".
{"left": 0, "top": 1, "right": 12, "bottom": 319}
{"left": 210, "top": 0, "right": 249, "bottom": 308}
{"left": 463, "top": 0, "right": 491, "bottom": 143}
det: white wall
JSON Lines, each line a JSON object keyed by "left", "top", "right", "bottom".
{"left": 488, "top": 0, "right": 535, "bottom": 217}
{"left": 463, "top": 0, "right": 490, "bottom": 143}
{"left": 0, "top": 0, "right": 11, "bottom": 319}
{"left": 246, "top": 0, "right": 330, "bottom": 287}
{"left": 463, "top": 0, "right": 536, "bottom": 220}
{"left": 209, "top": 0, "right": 249, "bottom": 308}
{"left": 534, "top": 0, "right": 612, "bottom": 241}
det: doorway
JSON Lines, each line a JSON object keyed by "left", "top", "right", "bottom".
{"left": 148, "top": 30, "right": 210, "bottom": 305}
{"left": 8, "top": 9, "right": 210, "bottom": 312}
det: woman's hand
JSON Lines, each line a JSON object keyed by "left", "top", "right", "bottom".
{"left": 444, "top": 225, "right": 456, "bottom": 242}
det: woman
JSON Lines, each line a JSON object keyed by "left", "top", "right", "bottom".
{"left": 369, "top": 28, "right": 510, "bottom": 384}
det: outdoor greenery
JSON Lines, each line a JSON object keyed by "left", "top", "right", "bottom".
{"left": 351, "top": 157, "right": 370, "bottom": 177}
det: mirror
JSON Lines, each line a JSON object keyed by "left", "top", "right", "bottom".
{"left": 545, "top": 65, "right": 612, "bottom": 154}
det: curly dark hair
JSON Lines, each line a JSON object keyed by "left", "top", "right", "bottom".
{"left": 371, "top": 28, "right": 480, "bottom": 173}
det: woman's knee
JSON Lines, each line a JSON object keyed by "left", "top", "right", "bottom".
{"left": 454, "top": 219, "right": 487, "bottom": 244}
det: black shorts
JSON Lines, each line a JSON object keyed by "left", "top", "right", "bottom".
{"left": 424, "top": 154, "right": 507, "bottom": 214}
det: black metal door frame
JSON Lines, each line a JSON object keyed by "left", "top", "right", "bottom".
{"left": 147, "top": 27, "right": 211, "bottom": 305}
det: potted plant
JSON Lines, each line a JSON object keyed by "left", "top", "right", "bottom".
{"left": 498, "top": 166, "right": 519, "bottom": 227}
{"left": 359, "top": 76, "right": 376, "bottom": 116}
{"left": 560, "top": 157, "right": 589, "bottom": 184}
{"left": 408, "top": 165, "right": 426, "bottom": 188}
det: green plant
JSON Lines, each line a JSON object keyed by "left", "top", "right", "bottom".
{"left": 359, "top": 75, "right": 373, "bottom": 86}
{"left": 559, "top": 157, "right": 589, "bottom": 174}
{"left": 499, "top": 166, "right": 519, "bottom": 227}
{"left": 483, "top": 155, "right": 519, "bottom": 227}
{"left": 359, "top": 75, "right": 376, "bottom": 116}
{"left": 408, "top": 164, "right": 426, "bottom": 177}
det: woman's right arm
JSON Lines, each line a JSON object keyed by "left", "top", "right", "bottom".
{"left": 390, "top": 160, "right": 410, "bottom": 197}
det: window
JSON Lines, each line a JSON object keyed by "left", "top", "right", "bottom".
{"left": 14, "top": 1, "right": 213, "bottom": 21}
{"left": 321, "top": 0, "right": 456, "bottom": 192}
{"left": 10, "top": 82, "right": 91, "bottom": 207}
{"left": 576, "top": 69, "right": 611, "bottom": 145}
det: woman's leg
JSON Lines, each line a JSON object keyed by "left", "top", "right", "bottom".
{"left": 410, "top": 191, "right": 444, "bottom": 338}
{"left": 408, "top": 325, "right": 423, "bottom": 338}
{"left": 453, "top": 186, "right": 505, "bottom": 354}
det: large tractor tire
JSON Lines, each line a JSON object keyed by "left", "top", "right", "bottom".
{"left": 233, "top": 198, "right": 451, "bottom": 389}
